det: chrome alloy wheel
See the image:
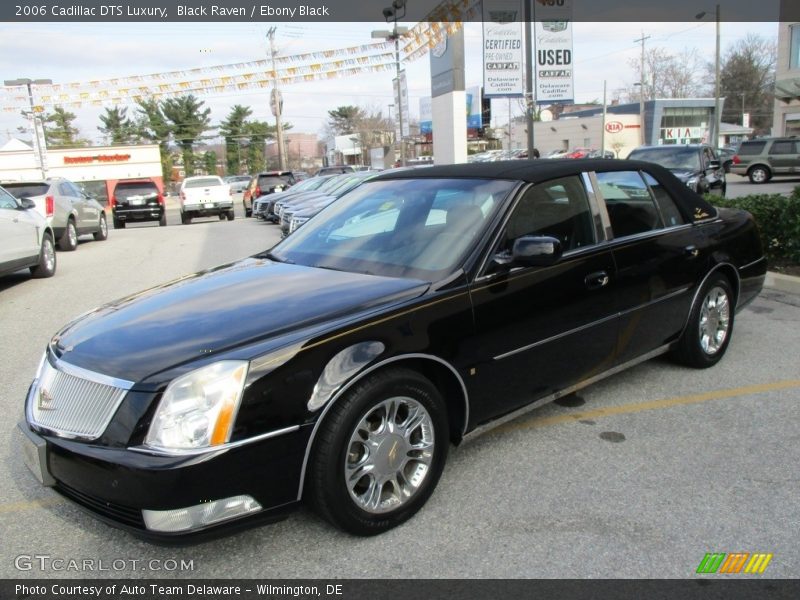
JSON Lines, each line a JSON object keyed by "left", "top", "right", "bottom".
{"left": 43, "top": 237, "right": 55, "bottom": 272}
{"left": 344, "top": 396, "right": 435, "bottom": 514}
{"left": 68, "top": 222, "right": 78, "bottom": 247}
{"left": 699, "top": 286, "right": 731, "bottom": 355}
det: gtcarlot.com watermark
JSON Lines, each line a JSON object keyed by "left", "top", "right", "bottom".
{"left": 15, "top": 554, "right": 195, "bottom": 572}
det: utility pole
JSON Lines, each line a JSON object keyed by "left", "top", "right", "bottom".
{"left": 267, "top": 27, "right": 286, "bottom": 171}
{"left": 601, "top": 80, "right": 607, "bottom": 156}
{"left": 5, "top": 78, "right": 51, "bottom": 178}
{"left": 634, "top": 33, "right": 650, "bottom": 146}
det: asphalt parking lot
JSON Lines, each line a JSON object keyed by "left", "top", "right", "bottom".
{"left": 726, "top": 176, "right": 800, "bottom": 198}
{"left": 0, "top": 195, "right": 798, "bottom": 579}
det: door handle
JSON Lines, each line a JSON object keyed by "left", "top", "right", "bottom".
{"left": 585, "top": 271, "right": 610, "bottom": 290}
{"left": 684, "top": 245, "right": 700, "bottom": 259}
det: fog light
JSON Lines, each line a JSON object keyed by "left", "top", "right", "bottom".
{"left": 142, "top": 495, "right": 262, "bottom": 533}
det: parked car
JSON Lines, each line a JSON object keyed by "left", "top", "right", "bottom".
{"left": 223, "top": 175, "right": 251, "bottom": 194}
{"left": 315, "top": 165, "right": 356, "bottom": 176}
{"left": 252, "top": 175, "right": 335, "bottom": 220}
{"left": 292, "top": 171, "right": 310, "bottom": 181}
{"left": 179, "top": 176, "right": 234, "bottom": 224}
{"left": 715, "top": 147, "right": 736, "bottom": 173}
{"left": 18, "top": 160, "right": 765, "bottom": 540}
{"left": 0, "top": 184, "right": 57, "bottom": 279}
{"left": 111, "top": 179, "right": 165, "bottom": 229}
{"left": 242, "top": 171, "right": 296, "bottom": 217}
{"left": 4, "top": 178, "right": 108, "bottom": 249}
{"left": 730, "top": 137, "right": 800, "bottom": 183}
{"left": 626, "top": 144, "right": 726, "bottom": 196}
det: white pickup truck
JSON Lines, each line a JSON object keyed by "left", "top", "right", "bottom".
{"left": 179, "top": 176, "right": 234, "bottom": 224}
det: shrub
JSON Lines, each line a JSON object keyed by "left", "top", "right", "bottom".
{"left": 709, "top": 188, "right": 800, "bottom": 264}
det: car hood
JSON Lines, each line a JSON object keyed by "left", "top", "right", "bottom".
{"left": 667, "top": 168, "right": 699, "bottom": 181}
{"left": 50, "top": 258, "right": 429, "bottom": 384}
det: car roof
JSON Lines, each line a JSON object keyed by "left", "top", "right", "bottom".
{"left": 371, "top": 158, "right": 717, "bottom": 224}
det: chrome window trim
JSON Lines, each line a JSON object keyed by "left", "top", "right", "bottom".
{"left": 296, "top": 352, "right": 469, "bottom": 501}
{"left": 465, "top": 344, "right": 672, "bottom": 441}
{"left": 51, "top": 353, "right": 135, "bottom": 391}
{"left": 129, "top": 425, "right": 301, "bottom": 457}
{"left": 582, "top": 171, "right": 609, "bottom": 242}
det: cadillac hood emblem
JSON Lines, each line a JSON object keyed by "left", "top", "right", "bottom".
{"left": 37, "top": 387, "right": 56, "bottom": 411}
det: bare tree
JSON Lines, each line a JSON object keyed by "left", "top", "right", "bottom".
{"left": 616, "top": 47, "right": 705, "bottom": 103}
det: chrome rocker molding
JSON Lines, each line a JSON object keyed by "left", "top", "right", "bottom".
{"left": 464, "top": 344, "right": 671, "bottom": 442}
{"left": 296, "top": 353, "right": 470, "bottom": 501}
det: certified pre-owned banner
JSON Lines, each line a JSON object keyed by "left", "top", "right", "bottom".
{"left": 534, "top": 0, "right": 574, "bottom": 104}
{"left": 482, "top": 0, "right": 524, "bottom": 98}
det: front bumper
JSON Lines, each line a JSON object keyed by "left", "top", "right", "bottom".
{"left": 17, "top": 420, "right": 311, "bottom": 541}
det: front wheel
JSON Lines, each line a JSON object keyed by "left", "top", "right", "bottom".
{"left": 181, "top": 212, "right": 191, "bottom": 225}
{"left": 672, "top": 274, "right": 734, "bottom": 368}
{"left": 93, "top": 214, "right": 108, "bottom": 241}
{"left": 30, "top": 233, "right": 56, "bottom": 278}
{"left": 307, "top": 368, "right": 449, "bottom": 535}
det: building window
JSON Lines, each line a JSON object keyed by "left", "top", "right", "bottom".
{"left": 791, "top": 24, "right": 800, "bottom": 70}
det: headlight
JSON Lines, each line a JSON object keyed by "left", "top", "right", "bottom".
{"left": 145, "top": 361, "right": 249, "bottom": 450}
{"left": 289, "top": 217, "right": 308, "bottom": 233}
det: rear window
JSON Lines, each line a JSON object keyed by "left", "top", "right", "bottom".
{"left": 258, "top": 175, "right": 293, "bottom": 187}
{"left": 184, "top": 177, "right": 223, "bottom": 188}
{"left": 115, "top": 182, "right": 159, "bottom": 198}
{"left": 4, "top": 183, "right": 50, "bottom": 198}
{"left": 627, "top": 147, "right": 701, "bottom": 170}
{"left": 737, "top": 141, "right": 766, "bottom": 155}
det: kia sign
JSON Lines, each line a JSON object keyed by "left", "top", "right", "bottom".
{"left": 605, "top": 121, "right": 624, "bottom": 134}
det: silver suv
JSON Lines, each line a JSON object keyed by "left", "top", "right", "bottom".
{"left": 3, "top": 178, "right": 108, "bottom": 250}
{"left": 0, "top": 184, "right": 56, "bottom": 279}
{"left": 730, "top": 137, "right": 800, "bottom": 183}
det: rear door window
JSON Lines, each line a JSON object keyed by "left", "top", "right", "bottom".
{"left": 596, "top": 171, "right": 664, "bottom": 238}
{"left": 768, "top": 140, "right": 797, "bottom": 155}
{"left": 737, "top": 141, "right": 766, "bottom": 155}
{"left": 642, "top": 172, "right": 685, "bottom": 227}
{"left": 115, "top": 182, "right": 159, "bottom": 199}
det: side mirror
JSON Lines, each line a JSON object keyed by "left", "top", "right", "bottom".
{"left": 708, "top": 160, "right": 721, "bottom": 170}
{"left": 19, "top": 197, "right": 36, "bottom": 210}
{"left": 511, "top": 235, "right": 563, "bottom": 267}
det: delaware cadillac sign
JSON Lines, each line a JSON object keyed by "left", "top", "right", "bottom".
{"left": 534, "top": 0, "right": 574, "bottom": 103}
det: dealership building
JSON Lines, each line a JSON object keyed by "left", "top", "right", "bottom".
{"left": 0, "top": 139, "right": 163, "bottom": 205}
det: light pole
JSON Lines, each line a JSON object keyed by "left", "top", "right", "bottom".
{"left": 372, "top": 1, "right": 408, "bottom": 167}
{"left": 696, "top": 5, "right": 721, "bottom": 148}
{"left": 266, "top": 27, "right": 287, "bottom": 171}
{"left": 633, "top": 33, "right": 650, "bottom": 146}
{"left": 5, "top": 77, "right": 52, "bottom": 178}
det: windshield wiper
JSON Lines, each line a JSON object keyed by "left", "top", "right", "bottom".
{"left": 264, "top": 252, "right": 293, "bottom": 264}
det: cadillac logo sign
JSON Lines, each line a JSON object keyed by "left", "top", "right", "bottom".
{"left": 37, "top": 387, "right": 56, "bottom": 411}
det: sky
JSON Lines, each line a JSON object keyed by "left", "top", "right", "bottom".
{"left": 0, "top": 20, "right": 778, "bottom": 145}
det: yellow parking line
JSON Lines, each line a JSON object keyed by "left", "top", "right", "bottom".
{"left": 0, "top": 496, "right": 64, "bottom": 514}
{"left": 496, "top": 379, "right": 800, "bottom": 435}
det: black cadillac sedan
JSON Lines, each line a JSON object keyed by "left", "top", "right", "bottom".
{"left": 19, "top": 160, "right": 766, "bottom": 541}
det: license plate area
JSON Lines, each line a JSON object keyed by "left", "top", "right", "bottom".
{"left": 204, "top": 202, "right": 214, "bottom": 209}
{"left": 19, "top": 422, "right": 55, "bottom": 486}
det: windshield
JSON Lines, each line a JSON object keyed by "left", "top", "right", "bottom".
{"left": 184, "top": 177, "right": 223, "bottom": 188}
{"left": 270, "top": 178, "right": 516, "bottom": 281}
{"left": 628, "top": 147, "right": 701, "bottom": 170}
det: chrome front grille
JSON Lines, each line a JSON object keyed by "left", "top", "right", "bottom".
{"left": 28, "top": 357, "right": 131, "bottom": 440}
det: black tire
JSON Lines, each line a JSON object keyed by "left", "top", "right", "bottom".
{"left": 244, "top": 203, "right": 252, "bottom": 218}
{"left": 58, "top": 218, "right": 78, "bottom": 251}
{"left": 159, "top": 213, "right": 167, "bottom": 227}
{"left": 748, "top": 165, "right": 771, "bottom": 184}
{"left": 672, "top": 274, "right": 735, "bottom": 368}
{"left": 307, "top": 367, "right": 448, "bottom": 536}
{"left": 113, "top": 217, "right": 125, "bottom": 229}
{"left": 30, "top": 233, "right": 56, "bottom": 278}
{"left": 226, "top": 209, "right": 235, "bottom": 221}
{"left": 219, "top": 213, "right": 226, "bottom": 220}
{"left": 181, "top": 212, "right": 191, "bottom": 225}
{"left": 93, "top": 214, "right": 108, "bottom": 241}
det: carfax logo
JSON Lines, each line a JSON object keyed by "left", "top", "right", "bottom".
{"left": 696, "top": 552, "right": 773, "bottom": 574}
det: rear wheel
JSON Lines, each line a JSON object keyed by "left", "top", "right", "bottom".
{"left": 113, "top": 216, "right": 125, "bottom": 229}
{"left": 244, "top": 202, "right": 252, "bottom": 217}
{"left": 673, "top": 274, "right": 734, "bottom": 368}
{"left": 181, "top": 212, "right": 191, "bottom": 225}
{"left": 219, "top": 213, "right": 226, "bottom": 220}
{"left": 226, "top": 209, "right": 235, "bottom": 221}
{"left": 30, "top": 233, "right": 56, "bottom": 278}
{"left": 59, "top": 219, "right": 78, "bottom": 251}
{"left": 93, "top": 214, "right": 108, "bottom": 241}
{"left": 159, "top": 212, "right": 167, "bottom": 227}
{"left": 748, "top": 165, "right": 771, "bottom": 184}
{"left": 307, "top": 368, "right": 448, "bottom": 535}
